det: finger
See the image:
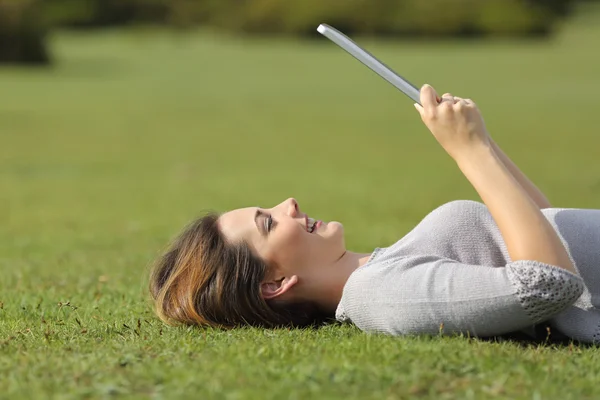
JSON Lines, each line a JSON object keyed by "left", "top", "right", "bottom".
{"left": 453, "top": 99, "right": 466, "bottom": 110}
{"left": 454, "top": 98, "right": 473, "bottom": 109}
{"left": 436, "top": 93, "right": 448, "bottom": 104}
{"left": 420, "top": 84, "right": 439, "bottom": 113}
{"left": 439, "top": 100, "right": 454, "bottom": 114}
{"left": 441, "top": 94, "right": 454, "bottom": 104}
{"left": 451, "top": 95, "right": 465, "bottom": 104}
{"left": 444, "top": 93, "right": 467, "bottom": 106}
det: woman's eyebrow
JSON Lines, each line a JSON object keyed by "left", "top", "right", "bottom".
{"left": 254, "top": 209, "right": 265, "bottom": 236}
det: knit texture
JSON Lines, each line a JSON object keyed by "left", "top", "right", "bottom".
{"left": 336, "top": 200, "right": 600, "bottom": 342}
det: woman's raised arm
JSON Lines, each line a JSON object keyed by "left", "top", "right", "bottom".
{"left": 414, "top": 85, "right": 577, "bottom": 276}
{"left": 489, "top": 138, "right": 552, "bottom": 209}
{"left": 438, "top": 93, "right": 552, "bottom": 209}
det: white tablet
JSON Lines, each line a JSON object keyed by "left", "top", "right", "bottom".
{"left": 317, "top": 24, "right": 422, "bottom": 105}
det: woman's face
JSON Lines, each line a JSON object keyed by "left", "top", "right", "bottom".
{"left": 218, "top": 198, "right": 345, "bottom": 279}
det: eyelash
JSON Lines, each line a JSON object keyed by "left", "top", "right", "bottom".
{"left": 264, "top": 215, "right": 274, "bottom": 233}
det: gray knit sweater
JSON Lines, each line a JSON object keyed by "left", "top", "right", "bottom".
{"left": 336, "top": 200, "right": 600, "bottom": 343}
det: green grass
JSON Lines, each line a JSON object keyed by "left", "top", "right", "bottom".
{"left": 2, "top": 6, "right": 600, "bottom": 399}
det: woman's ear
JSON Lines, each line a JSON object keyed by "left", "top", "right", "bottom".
{"left": 261, "top": 275, "right": 298, "bottom": 300}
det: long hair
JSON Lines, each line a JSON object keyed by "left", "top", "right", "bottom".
{"left": 149, "top": 213, "right": 326, "bottom": 328}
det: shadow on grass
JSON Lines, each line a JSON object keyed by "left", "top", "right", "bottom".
{"left": 477, "top": 323, "right": 599, "bottom": 349}
{"left": 320, "top": 319, "right": 600, "bottom": 349}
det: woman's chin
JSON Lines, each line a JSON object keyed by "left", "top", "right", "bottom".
{"left": 317, "top": 221, "right": 343, "bottom": 236}
{"left": 329, "top": 221, "right": 343, "bottom": 231}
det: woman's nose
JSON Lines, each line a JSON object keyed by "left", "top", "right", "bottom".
{"left": 286, "top": 198, "right": 299, "bottom": 216}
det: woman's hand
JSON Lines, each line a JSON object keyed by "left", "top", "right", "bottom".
{"left": 412, "top": 85, "right": 576, "bottom": 275}
{"left": 424, "top": 88, "right": 551, "bottom": 208}
{"left": 415, "top": 84, "right": 491, "bottom": 162}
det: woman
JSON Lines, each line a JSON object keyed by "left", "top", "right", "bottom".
{"left": 149, "top": 85, "right": 600, "bottom": 343}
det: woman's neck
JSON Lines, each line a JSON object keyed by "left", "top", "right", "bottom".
{"left": 302, "top": 250, "right": 373, "bottom": 314}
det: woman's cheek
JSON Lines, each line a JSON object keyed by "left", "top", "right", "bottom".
{"left": 283, "top": 223, "right": 304, "bottom": 241}
{"left": 275, "top": 231, "right": 307, "bottom": 267}
{"left": 275, "top": 225, "right": 303, "bottom": 252}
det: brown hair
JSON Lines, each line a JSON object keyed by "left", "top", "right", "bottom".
{"left": 149, "top": 212, "right": 326, "bottom": 329}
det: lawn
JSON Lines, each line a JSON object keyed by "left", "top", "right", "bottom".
{"left": 1, "top": 5, "right": 600, "bottom": 399}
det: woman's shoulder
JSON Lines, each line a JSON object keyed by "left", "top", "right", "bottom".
{"left": 428, "top": 199, "right": 489, "bottom": 216}
{"left": 398, "top": 200, "right": 491, "bottom": 234}
{"left": 377, "top": 199, "right": 501, "bottom": 261}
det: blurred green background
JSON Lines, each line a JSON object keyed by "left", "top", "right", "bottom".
{"left": 2, "top": 1, "right": 600, "bottom": 399}
{"left": 1, "top": 0, "right": 598, "bottom": 64}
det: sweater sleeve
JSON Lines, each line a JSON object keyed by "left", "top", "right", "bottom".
{"left": 336, "top": 255, "right": 585, "bottom": 337}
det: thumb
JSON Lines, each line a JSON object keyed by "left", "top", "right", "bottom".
{"left": 420, "top": 84, "right": 439, "bottom": 111}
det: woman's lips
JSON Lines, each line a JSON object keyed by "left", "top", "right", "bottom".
{"left": 304, "top": 216, "right": 322, "bottom": 233}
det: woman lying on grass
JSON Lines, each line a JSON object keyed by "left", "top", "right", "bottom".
{"left": 149, "top": 84, "right": 600, "bottom": 343}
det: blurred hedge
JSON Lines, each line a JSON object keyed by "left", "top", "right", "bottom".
{"left": 41, "top": 0, "right": 206, "bottom": 29}
{"left": 0, "top": 0, "right": 50, "bottom": 64}
{"left": 0, "top": 0, "right": 582, "bottom": 65}
{"left": 200, "top": 0, "right": 576, "bottom": 37}
{"left": 41, "top": 0, "right": 578, "bottom": 36}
